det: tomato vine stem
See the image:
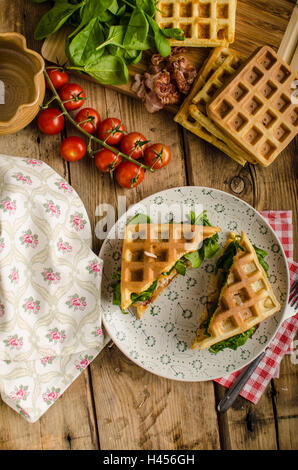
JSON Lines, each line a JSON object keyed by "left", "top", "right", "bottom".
{"left": 43, "top": 70, "right": 153, "bottom": 172}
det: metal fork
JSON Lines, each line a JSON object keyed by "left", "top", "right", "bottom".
{"left": 217, "top": 280, "right": 298, "bottom": 413}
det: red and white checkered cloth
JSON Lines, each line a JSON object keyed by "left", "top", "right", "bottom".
{"left": 215, "top": 210, "right": 298, "bottom": 404}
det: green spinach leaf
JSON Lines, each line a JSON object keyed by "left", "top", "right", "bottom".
{"left": 84, "top": 54, "right": 129, "bottom": 85}
{"left": 128, "top": 213, "right": 152, "bottom": 224}
{"left": 34, "top": 0, "right": 82, "bottom": 40}
{"left": 68, "top": 18, "right": 105, "bottom": 66}
{"left": 130, "top": 279, "right": 158, "bottom": 304}
{"left": 123, "top": 7, "right": 149, "bottom": 49}
{"left": 209, "top": 326, "right": 257, "bottom": 354}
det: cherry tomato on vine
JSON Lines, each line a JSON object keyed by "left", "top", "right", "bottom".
{"left": 37, "top": 108, "right": 64, "bottom": 135}
{"left": 60, "top": 136, "right": 86, "bottom": 162}
{"left": 97, "top": 117, "right": 126, "bottom": 146}
{"left": 144, "top": 143, "right": 171, "bottom": 169}
{"left": 94, "top": 149, "right": 122, "bottom": 173}
{"left": 120, "top": 132, "right": 149, "bottom": 160}
{"left": 58, "top": 83, "right": 86, "bottom": 111}
{"left": 45, "top": 66, "right": 69, "bottom": 90}
{"left": 115, "top": 161, "right": 145, "bottom": 189}
{"left": 75, "top": 107, "right": 101, "bottom": 135}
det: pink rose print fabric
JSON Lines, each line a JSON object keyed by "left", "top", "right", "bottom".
{"left": 0, "top": 154, "right": 106, "bottom": 423}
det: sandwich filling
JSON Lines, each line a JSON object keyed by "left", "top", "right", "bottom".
{"left": 202, "top": 235, "right": 269, "bottom": 354}
{"left": 112, "top": 211, "right": 220, "bottom": 312}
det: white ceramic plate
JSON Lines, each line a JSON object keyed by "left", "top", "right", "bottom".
{"left": 100, "top": 187, "right": 289, "bottom": 381}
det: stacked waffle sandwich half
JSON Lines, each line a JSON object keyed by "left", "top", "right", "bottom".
{"left": 112, "top": 213, "right": 220, "bottom": 319}
{"left": 192, "top": 231, "right": 281, "bottom": 353}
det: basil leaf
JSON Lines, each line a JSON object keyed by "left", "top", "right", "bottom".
{"left": 68, "top": 18, "right": 105, "bottom": 66}
{"left": 128, "top": 213, "right": 152, "bottom": 224}
{"left": 34, "top": 0, "right": 82, "bottom": 40}
{"left": 84, "top": 54, "right": 129, "bottom": 85}
{"left": 209, "top": 327, "right": 256, "bottom": 354}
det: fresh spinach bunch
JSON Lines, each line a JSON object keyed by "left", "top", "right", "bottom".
{"left": 32, "top": 0, "right": 184, "bottom": 85}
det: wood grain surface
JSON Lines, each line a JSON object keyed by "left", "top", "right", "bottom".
{"left": 0, "top": 0, "right": 297, "bottom": 451}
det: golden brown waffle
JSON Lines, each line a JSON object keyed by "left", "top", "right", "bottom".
{"left": 121, "top": 223, "right": 220, "bottom": 312}
{"left": 188, "top": 50, "right": 260, "bottom": 164}
{"left": 207, "top": 46, "right": 298, "bottom": 167}
{"left": 192, "top": 232, "right": 281, "bottom": 350}
{"left": 155, "top": 0, "right": 237, "bottom": 47}
{"left": 174, "top": 47, "right": 250, "bottom": 165}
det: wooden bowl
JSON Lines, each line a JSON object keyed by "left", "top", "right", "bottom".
{"left": 0, "top": 32, "right": 45, "bottom": 135}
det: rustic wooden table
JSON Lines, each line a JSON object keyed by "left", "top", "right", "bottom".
{"left": 0, "top": 0, "right": 297, "bottom": 451}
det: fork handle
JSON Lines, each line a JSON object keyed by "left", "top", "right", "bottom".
{"left": 217, "top": 351, "right": 266, "bottom": 413}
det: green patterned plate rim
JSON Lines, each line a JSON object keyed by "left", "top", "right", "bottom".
{"left": 100, "top": 187, "right": 290, "bottom": 382}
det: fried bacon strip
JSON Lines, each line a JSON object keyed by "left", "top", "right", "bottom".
{"left": 132, "top": 48, "right": 197, "bottom": 113}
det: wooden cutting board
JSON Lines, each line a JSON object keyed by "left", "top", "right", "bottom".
{"left": 41, "top": 0, "right": 296, "bottom": 112}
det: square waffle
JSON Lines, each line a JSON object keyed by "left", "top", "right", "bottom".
{"left": 121, "top": 223, "right": 220, "bottom": 314}
{"left": 174, "top": 47, "right": 250, "bottom": 165}
{"left": 207, "top": 46, "right": 298, "bottom": 167}
{"left": 192, "top": 232, "right": 281, "bottom": 350}
{"left": 155, "top": 0, "right": 237, "bottom": 47}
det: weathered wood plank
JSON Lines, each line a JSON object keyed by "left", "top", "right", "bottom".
{"left": 274, "top": 353, "right": 298, "bottom": 450}
{"left": 0, "top": 0, "right": 99, "bottom": 450}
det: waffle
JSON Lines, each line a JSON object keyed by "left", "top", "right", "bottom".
{"left": 207, "top": 46, "right": 298, "bottom": 167}
{"left": 155, "top": 0, "right": 237, "bottom": 47}
{"left": 192, "top": 232, "right": 281, "bottom": 350}
{"left": 174, "top": 47, "right": 250, "bottom": 165}
{"left": 121, "top": 223, "right": 220, "bottom": 315}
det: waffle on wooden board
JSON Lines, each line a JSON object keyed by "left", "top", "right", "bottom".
{"left": 155, "top": 0, "right": 237, "bottom": 47}
{"left": 120, "top": 223, "right": 220, "bottom": 317}
{"left": 207, "top": 46, "right": 298, "bottom": 166}
{"left": 174, "top": 46, "right": 253, "bottom": 165}
{"left": 192, "top": 232, "right": 281, "bottom": 351}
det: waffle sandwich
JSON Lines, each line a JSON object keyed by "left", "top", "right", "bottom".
{"left": 192, "top": 231, "right": 280, "bottom": 352}
{"left": 117, "top": 219, "right": 220, "bottom": 319}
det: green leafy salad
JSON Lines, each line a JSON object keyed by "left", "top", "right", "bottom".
{"left": 112, "top": 211, "right": 220, "bottom": 311}
{"left": 202, "top": 237, "right": 270, "bottom": 354}
{"left": 32, "top": 0, "right": 185, "bottom": 85}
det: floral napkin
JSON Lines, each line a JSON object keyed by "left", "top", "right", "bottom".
{"left": 0, "top": 154, "right": 106, "bottom": 422}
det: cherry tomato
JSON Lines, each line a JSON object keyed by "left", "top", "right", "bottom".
{"left": 144, "top": 143, "right": 171, "bottom": 169}
{"left": 37, "top": 108, "right": 64, "bottom": 135}
{"left": 115, "top": 161, "right": 145, "bottom": 189}
{"left": 60, "top": 136, "right": 86, "bottom": 162}
{"left": 97, "top": 118, "right": 126, "bottom": 146}
{"left": 58, "top": 83, "right": 86, "bottom": 111}
{"left": 45, "top": 66, "right": 69, "bottom": 90}
{"left": 94, "top": 149, "right": 122, "bottom": 173}
{"left": 75, "top": 107, "right": 101, "bottom": 135}
{"left": 120, "top": 132, "right": 149, "bottom": 160}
